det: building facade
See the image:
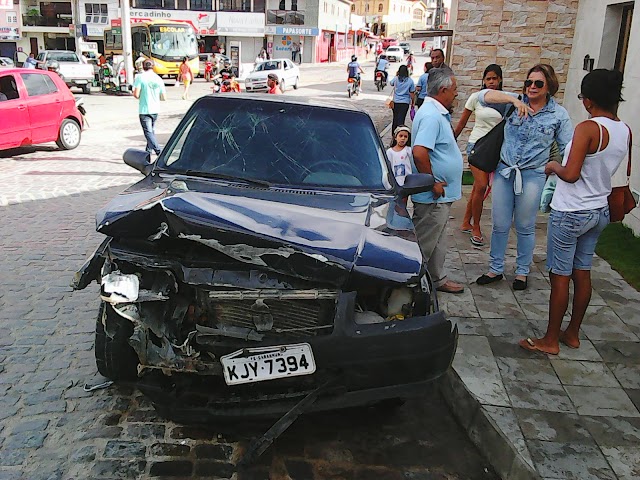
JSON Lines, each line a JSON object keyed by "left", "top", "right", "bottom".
{"left": 265, "top": 0, "right": 318, "bottom": 63}
{"left": 564, "top": 0, "right": 639, "bottom": 232}
{"left": 351, "top": 0, "right": 427, "bottom": 37}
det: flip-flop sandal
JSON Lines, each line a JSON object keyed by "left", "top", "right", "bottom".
{"left": 461, "top": 228, "right": 472, "bottom": 233}
{"left": 470, "top": 235, "right": 485, "bottom": 246}
{"left": 519, "top": 338, "right": 558, "bottom": 355}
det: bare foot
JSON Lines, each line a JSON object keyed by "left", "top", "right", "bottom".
{"left": 560, "top": 330, "right": 580, "bottom": 349}
{"left": 519, "top": 337, "right": 559, "bottom": 355}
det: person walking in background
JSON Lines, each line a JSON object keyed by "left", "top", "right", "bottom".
{"left": 411, "top": 67, "right": 465, "bottom": 294}
{"left": 267, "top": 73, "right": 281, "bottom": 94}
{"left": 415, "top": 62, "right": 433, "bottom": 108}
{"left": 133, "top": 60, "right": 166, "bottom": 156}
{"left": 475, "top": 64, "right": 573, "bottom": 291}
{"left": 291, "top": 42, "right": 299, "bottom": 62}
{"left": 520, "top": 70, "right": 630, "bottom": 354}
{"left": 389, "top": 65, "right": 416, "bottom": 142}
{"left": 179, "top": 57, "right": 193, "bottom": 100}
{"left": 298, "top": 41, "right": 303, "bottom": 64}
{"left": 454, "top": 64, "right": 505, "bottom": 247}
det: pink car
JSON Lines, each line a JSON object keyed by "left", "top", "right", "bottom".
{"left": 0, "top": 68, "right": 84, "bottom": 151}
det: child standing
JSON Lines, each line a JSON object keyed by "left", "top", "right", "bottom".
{"left": 386, "top": 126, "right": 413, "bottom": 186}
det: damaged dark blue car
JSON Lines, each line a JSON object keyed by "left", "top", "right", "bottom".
{"left": 73, "top": 95, "right": 458, "bottom": 431}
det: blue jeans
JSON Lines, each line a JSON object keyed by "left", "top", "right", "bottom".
{"left": 489, "top": 165, "right": 546, "bottom": 276}
{"left": 546, "top": 207, "right": 609, "bottom": 276}
{"left": 139, "top": 114, "right": 161, "bottom": 154}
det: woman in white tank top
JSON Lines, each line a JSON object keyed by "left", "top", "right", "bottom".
{"left": 520, "top": 69, "right": 631, "bottom": 355}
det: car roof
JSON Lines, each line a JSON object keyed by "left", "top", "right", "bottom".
{"left": 196, "top": 93, "right": 368, "bottom": 115}
{"left": 0, "top": 68, "right": 52, "bottom": 75}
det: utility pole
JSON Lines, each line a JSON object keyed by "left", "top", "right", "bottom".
{"left": 73, "top": 0, "right": 81, "bottom": 55}
{"left": 121, "top": 0, "right": 134, "bottom": 88}
{"left": 434, "top": 0, "right": 444, "bottom": 28}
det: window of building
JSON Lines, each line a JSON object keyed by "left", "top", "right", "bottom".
{"left": 220, "top": 0, "right": 250, "bottom": 10}
{"left": 365, "top": 4, "right": 369, "bottom": 12}
{"left": 190, "top": 0, "right": 212, "bottom": 10}
{"left": 351, "top": 4, "right": 354, "bottom": 12}
{"left": 85, "top": 3, "right": 108, "bottom": 24}
{"left": 178, "top": 0, "right": 187, "bottom": 7}
{"left": 279, "top": 0, "right": 285, "bottom": 9}
{"left": 162, "top": 0, "right": 176, "bottom": 9}
{"left": 331, "top": 5, "right": 334, "bottom": 15}
{"left": 378, "top": 3, "right": 383, "bottom": 13}
{"left": 615, "top": 3, "right": 633, "bottom": 72}
{"left": 135, "top": 0, "right": 162, "bottom": 8}
{"left": 291, "top": 0, "right": 297, "bottom": 11}
{"left": 6, "top": 11, "right": 17, "bottom": 23}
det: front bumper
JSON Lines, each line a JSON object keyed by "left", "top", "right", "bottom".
{"left": 136, "top": 305, "right": 457, "bottom": 420}
{"left": 245, "top": 81, "right": 268, "bottom": 92}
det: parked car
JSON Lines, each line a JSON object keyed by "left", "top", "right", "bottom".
{"left": 382, "top": 37, "right": 399, "bottom": 49}
{"left": 73, "top": 94, "right": 457, "bottom": 426}
{"left": 245, "top": 58, "right": 299, "bottom": 92}
{"left": 0, "top": 68, "right": 83, "bottom": 151}
{"left": 0, "top": 56, "right": 15, "bottom": 68}
{"left": 399, "top": 42, "right": 411, "bottom": 54}
{"left": 385, "top": 46, "right": 404, "bottom": 62}
{"left": 36, "top": 50, "right": 94, "bottom": 94}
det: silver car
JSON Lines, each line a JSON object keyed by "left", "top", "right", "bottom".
{"left": 245, "top": 59, "right": 300, "bottom": 92}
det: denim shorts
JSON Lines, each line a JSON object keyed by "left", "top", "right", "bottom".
{"left": 546, "top": 207, "right": 610, "bottom": 276}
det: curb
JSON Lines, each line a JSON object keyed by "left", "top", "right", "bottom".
{"left": 439, "top": 369, "right": 542, "bottom": 480}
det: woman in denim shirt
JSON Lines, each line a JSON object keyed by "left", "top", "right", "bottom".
{"left": 476, "top": 64, "right": 573, "bottom": 290}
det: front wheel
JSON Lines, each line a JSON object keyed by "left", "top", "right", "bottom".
{"left": 376, "top": 81, "right": 381, "bottom": 92}
{"left": 348, "top": 85, "right": 352, "bottom": 98}
{"left": 293, "top": 77, "right": 299, "bottom": 90}
{"left": 95, "top": 302, "right": 139, "bottom": 381}
{"left": 56, "top": 118, "right": 81, "bottom": 150}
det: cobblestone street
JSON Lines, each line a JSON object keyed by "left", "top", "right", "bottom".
{"left": 0, "top": 59, "right": 498, "bottom": 480}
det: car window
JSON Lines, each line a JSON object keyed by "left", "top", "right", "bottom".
{"left": 160, "top": 98, "right": 389, "bottom": 189}
{"left": 37, "top": 53, "right": 45, "bottom": 61}
{"left": 255, "top": 61, "right": 281, "bottom": 71}
{"left": 42, "top": 75, "right": 59, "bottom": 93}
{"left": 199, "top": 54, "right": 208, "bottom": 62}
{"left": 21, "top": 73, "right": 56, "bottom": 96}
{"left": 48, "top": 52, "right": 80, "bottom": 62}
{"left": 0, "top": 74, "right": 20, "bottom": 101}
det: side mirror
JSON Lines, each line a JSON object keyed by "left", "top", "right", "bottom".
{"left": 398, "top": 173, "right": 435, "bottom": 196}
{"left": 123, "top": 148, "right": 153, "bottom": 175}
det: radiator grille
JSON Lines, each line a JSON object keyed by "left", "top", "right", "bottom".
{"left": 210, "top": 299, "right": 335, "bottom": 338}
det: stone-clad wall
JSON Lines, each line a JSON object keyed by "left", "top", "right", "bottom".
{"left": 449, "top": 0, "right": 580, "bottom": 139}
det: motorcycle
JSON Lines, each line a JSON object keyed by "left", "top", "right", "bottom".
{"left": 212, "top": 72, "right": 241, "bottom": 93}
{"left": 347, "top": 77, "right": 359, "bottom": 98}
{"left": 375, "top": 71, "right": 387, "bottom": 91}
{"left": 204, "top": 61, "right": 214, "bottom": 82}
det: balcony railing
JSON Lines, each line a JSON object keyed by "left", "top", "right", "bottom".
{"left": 22, "top": 15, "right": 72, "bottom": 27}
{"left": 267, "top": 10, "right": 305, "bottom": 25}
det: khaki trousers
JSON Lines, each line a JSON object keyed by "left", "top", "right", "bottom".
{"left": 412, "top": 202, "right": 452, "bottom": 288}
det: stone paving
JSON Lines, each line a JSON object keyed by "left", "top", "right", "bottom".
{"left": 0, "top": 66, "right": 499, "bottom": 480}
{"left": 437, "top": 194, "right": 640, "bottom": 480}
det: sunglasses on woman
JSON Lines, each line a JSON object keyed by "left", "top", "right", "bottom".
{"left": 524, "top": 79, "right": 545, "bottom": 88}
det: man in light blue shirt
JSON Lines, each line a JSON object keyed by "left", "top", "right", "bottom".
{"left": 133, "top": 60, "right": 166, "bottom": 155}
{"left": 411, "top": 67, "right": 464, "bottom": 294}
{"left": 374, "top": 55, "right": 389, "bottom": 83}
{"left": 415, "top": 62, "right": 431, "bottom": 108}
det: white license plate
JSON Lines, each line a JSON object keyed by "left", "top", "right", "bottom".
{"left": 220, "top": 343, "right": 316, "bottom": 386}
{"left": 75, "top": 80, "right": 88, "bottom": 84}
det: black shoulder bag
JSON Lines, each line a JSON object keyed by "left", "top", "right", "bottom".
{"left": 468, "top": 105, "right": 516, "bottom": 173}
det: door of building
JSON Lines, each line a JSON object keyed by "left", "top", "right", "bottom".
{"left": 30, "top": 37, "right": 38, "bottom": 55}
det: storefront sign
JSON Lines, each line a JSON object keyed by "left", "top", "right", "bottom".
{"left": 129, "top": 9, "right": 216, "bottom": 35}
{"left": 0, "top": 26, "right": 19, "bottom": 40}
{"left": 275, "top": 26, "right": 319, "bottom": 36}
{"left": 216, "top": 12, "right": 264, "bottom": 37}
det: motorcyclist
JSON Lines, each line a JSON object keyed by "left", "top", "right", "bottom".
{"left": 347, "top": 55, "right": 364, "bottom": 92}
{"left": 375, "top": 54, "right": 389, "bottom": 83}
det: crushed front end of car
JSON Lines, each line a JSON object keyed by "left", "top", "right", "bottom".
{"left": 73, "top": 96, "right": 457, "bottom": 423}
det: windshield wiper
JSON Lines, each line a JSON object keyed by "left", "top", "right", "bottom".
{"left": 172, "top": 170, "right": 272, "bottom": 187}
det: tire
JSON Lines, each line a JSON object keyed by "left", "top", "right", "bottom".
{"left": 376, "top": 81, "right": 381, "bottom": 92}
{"left": 95, "top": 302, "right": 139, "bottom": 381}
{"left": 293, "top": 77, "right": 299, "bottom": 90}
{"left": 82, "top": 84, "right": 91, "bottom": 95}
{"left": 55, "top": 118, "right": 81, "bottom": 150}
{"left": 348, "top": 86, "right": 352, "bottom": 98}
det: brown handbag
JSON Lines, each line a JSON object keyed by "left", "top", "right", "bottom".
{"left": 608, "top": 126, "right": 636, "bottom": 222}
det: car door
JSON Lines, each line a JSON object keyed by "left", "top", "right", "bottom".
{"left": 283, "top": 60, "right": 295, "bottom": 84}
{"left": 0, "top": 71, "right": 31, "bottom": 150}
{"left": 20, "top": 71, "right": 63, "bottom": 143}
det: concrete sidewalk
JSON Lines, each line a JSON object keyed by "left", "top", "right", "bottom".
{"left": 437, "top": 190, "right": 640, "bottom": 480}
{"left": 380, "top": 118, "right": 640, "bottom": 479}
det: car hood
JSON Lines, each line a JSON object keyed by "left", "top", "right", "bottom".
{"left": 248, "top": 70, "right": 284, "bottom": 80}
{"left": 96, "top": 175, "right": 422, "bottom": 287}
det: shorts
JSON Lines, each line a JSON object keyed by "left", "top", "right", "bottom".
{"left": 183, "top": 77, "right": 191, "bottom": 86}
{"left": 546, "top": 207, "right": 609, "bottom": 276}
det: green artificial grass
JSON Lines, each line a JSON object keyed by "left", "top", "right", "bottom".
{"left": 462, "top": 170, "right": 474, "bottom": 186}
{"left": 595, "top": 222, "right": 640, "bottom": 291}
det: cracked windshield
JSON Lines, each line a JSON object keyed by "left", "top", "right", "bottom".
{"left": 150, "top": 24, "right": 198, "bottom": 61}
{"left": 161, "top": 99, "right": 389, "bottom": 189}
